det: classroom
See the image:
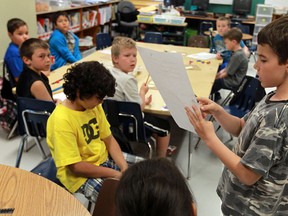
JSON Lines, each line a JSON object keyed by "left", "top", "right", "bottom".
{"left": 0, "top": 0, "right": 287, "bottom": 216}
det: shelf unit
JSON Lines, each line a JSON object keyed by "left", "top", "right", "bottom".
{"left": 252, "top": 4, "right": 273, "bottom": 46}
{"left": 36, "top": 0, "right": 119, "bottom": 47}
{"left": 138, "top": 21, "right": 187, "bottom": 46}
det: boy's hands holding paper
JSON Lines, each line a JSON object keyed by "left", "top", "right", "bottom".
{"left": 185, "top": 97, "right": 223, "bottom": 142}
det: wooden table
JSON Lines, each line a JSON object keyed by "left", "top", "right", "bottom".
{"left": 50, "top": 42, "right": 221, "bottom": 116}
{"left": 0, "top": 164, "right": 91, "bottom": 216}
{"left": 204, "top": 30, "right": 253, "bottom": 40}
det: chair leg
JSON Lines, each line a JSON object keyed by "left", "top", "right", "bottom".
{"left": 187, "top": 131, "right": 193, "bottom": 179}
{"left": 146, "top": 141, "right": 153, "bottom": 159}
{"left": 15, "top": 135, "right": 29, "bottom": 168}
{"left": 7, "top": 120, "right": 18, "bottom": 139}
{"left": 34, "top": 137, "right": 48, "bottom": 159}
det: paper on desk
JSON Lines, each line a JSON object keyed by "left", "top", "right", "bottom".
{"left": 53, "top": 92, "right": 66, "bottom": 101}
{"left": 99, "top": 48, "right": 111, "bottom": 55}
{"left": 187, "top": 52, "right": 216, "bottom": 60}
{"left": 138, "top": 46, "right": 198, "bottom": 133}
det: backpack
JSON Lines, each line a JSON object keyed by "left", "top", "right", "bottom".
{"left": 0, "top": 77, "right": 17, "bottom": 132}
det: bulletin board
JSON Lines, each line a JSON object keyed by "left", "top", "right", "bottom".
{"left": 209, "top": 0, "right": 233, "bottom": 5}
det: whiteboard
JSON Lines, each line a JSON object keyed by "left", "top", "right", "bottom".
{"left": 209, "top": 0, "right": 233, "bottom": 5}
{"left": 265, "top": 0, "right": 288, "bottom": 8}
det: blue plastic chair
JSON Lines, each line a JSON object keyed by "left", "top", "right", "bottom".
{"left": 96, "top": 33, "right": 112, "bottom": 50}
{"left": 102, "top": 99, "right": 153, "bottom": 158}
{"left": 16, "top": 97, "right": 55, "bottom": 168}
{"left": 144, "top": 32, "right": 163, "bottom": 44}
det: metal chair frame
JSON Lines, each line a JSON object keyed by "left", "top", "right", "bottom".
{"left": 16, "top": 97, "right": 55, "bottom": 168}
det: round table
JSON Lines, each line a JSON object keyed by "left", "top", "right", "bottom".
{"left": 0, "top": 164, "right": 91, "bottom": 216}
{"left": 204, "top": 30, "right": 253, "bottom": 40}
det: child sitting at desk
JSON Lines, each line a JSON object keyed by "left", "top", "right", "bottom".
{"left": 49, "top": 11, "right": 82, "bottom": 71}
{"left": 210, "top": 28, "right": 248, "bottom": 99}
{"left": 211, "top": 17, "right": 249, "bottom": 70}
{"left": 46, "top": 61, "right": 142, "bottom": 203}
{"left": 16, "top": 38, "right": 57, "bottom": 103}
{"left": 2, "top": 18, "right": 29, "bottom": 101}
{"left": 109, "top": 36, "right": 171, "bottom": 158}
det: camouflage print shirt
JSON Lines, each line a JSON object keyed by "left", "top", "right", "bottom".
{"left": 217, "top": 91, "right": 288, "bottom": 216}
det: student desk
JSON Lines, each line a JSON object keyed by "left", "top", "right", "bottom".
{"left": 204, "top": 30, "right": 253, "bottom": 40}
{"left": 0, "top": 164, "right": 90, "bottom": 216}
{"left": 50, "top": 42, "right": 221, "bottom": 179}
{"left": 50, "top": 42, "right": 221, "bottom": 116}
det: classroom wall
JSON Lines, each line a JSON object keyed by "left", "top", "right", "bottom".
{"left": 184, "top": 0, "right": 265, "bottom": 16}
{"left": 0, "top": 0, "right": 37, "bottom": 61}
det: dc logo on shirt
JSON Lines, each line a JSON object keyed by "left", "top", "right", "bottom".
{"left": 81, "top": 118, "right": 100, "bottom": 144}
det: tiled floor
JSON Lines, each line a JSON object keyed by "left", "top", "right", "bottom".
{"left": 0, "top": 60, "right": 269, "bottom": 216}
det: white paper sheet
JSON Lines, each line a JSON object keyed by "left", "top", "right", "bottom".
{"left": 187, "top": 52, "right": 217, "bottom": 60}
{"left": 99, "top": 48, "right": 111, "bottom": 55}
{"left": 138, "top": 47, "right": 198, "bottom": 133}
{"left": 53, "top": 92, "right": 66, "bottom": 101}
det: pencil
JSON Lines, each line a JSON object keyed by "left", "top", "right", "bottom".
{"left": 51, "top": 78, "right": 64, "bottom": 85}
{"left": 145, "top": 74, "right": 150, "bottom": 84}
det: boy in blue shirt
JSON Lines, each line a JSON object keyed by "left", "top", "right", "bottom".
{"left": 211, "top": 17, "right": 249, "bottom": 70}
{"left": 4, "top": 18, "right": 29, "bottom": 83}
{"left": 49, "top": 11, "right": 82, "bottom": 71}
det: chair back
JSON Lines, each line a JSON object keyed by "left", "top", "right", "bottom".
{"left": 225, "top": 76, "right": 266, "bottom": 117}
{"left": 17, "top": 97, "right": 55, "bottom": 136}
{"left": 144, "top": 32, "right": 163, "bottom": 44}
{"left": 103, "top": 99, "right": 147, "bottom": 143}
{"left": 199, "top": 21, "right": 214, "bottom": 35}
{"left": 92, "top": 178, "right": 119, "bottom": 216}
{"left": 188, "top": 35, "right": 209, "bottom": 48}
{"left": 115, "top": 1, "right": 139, "bottom": 38}
{"left": 96, "top": 33, "right": 112, "bottom": 50}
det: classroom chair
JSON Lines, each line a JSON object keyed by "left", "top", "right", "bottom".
{"left": 198, "top": 21, "right": 214, "bottom": 36}
{"left": 15, "top": 97, "right": 55, "bottom": 168}
{"left": 194, "top": 76, "right": 266, "bottom": 149}
{"left": 92, "top": 178, "right": 119, "bottom": 216}
{"left": 187, "top": 35, "right": 209, "bottom": 48}
{"left": 144, "top": 32, "right": 163, "bottom": 44}
{"left": 102, "top": 99, "right": 153, "bottom": 158}
{"left": 115, "top": 0, "right": 139, "bottom": 39}
{"left": 96, "top": 33, "right": 112, "bottom": 50}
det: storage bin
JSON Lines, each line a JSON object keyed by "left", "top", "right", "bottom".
{"left": 169, "top": 16, "right": 186, "bottom": 24}
{"left": 153, "top": 15, "right": 169, "bottom": 23}
{"left": 50, "top": 0, "right": 71, "bottom": 9}
{"left": 255, "top": 16, "right": 272, "bottom": 25}
{"left": 256, "top": 4, "right": 274, "bottom": 16}
{"left": 137, "top": 15, "right": 153, "bottom": 22}
{"left": 253, "top": 25, "right": 264, "bottom": 34}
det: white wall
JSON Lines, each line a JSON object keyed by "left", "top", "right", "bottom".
{"left": 0, "top": 0, "right": 37, "bottom": 60}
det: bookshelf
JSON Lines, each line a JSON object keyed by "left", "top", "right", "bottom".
{"left": 36, "top": 0, "right": 119, "bottom": 47}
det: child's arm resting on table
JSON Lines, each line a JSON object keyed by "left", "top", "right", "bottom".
{"left": 185, "top": 98, "right": 261, "bottom": 185}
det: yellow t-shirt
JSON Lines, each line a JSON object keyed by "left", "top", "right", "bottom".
{"left": 46, "top": 103, "right": 111, "bottom": 193}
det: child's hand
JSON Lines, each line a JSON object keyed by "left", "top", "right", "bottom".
{"left": 185, "top": 105, "right": 215, "bottom": 142}
{"left": 216, "top": 52, "right": 222, "bottom": 60}
{"left": 140, "top": 83, "right": 149, "bottom": 95}
{"left": 145, "top": 94, "right": 152, "bottom": 105}
{"left": 197, "top": 97, "right": 221, "bottom": 116}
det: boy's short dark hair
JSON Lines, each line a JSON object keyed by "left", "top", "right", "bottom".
{"left": 19, "top": 38, "right": 49, "bottom": 59}
{"left": 115, "top": 158, "right": 195, "bottom": 216}
{"left": 52, "top": 11, "right": 69, "bottom": 27}
{"left": 223, "top": 27, "right": 243, "bottom": 43}
{"left": 63, "top": 61, "right": 116, "bottom": 101}
{"left": 258, "top": 15, "right": 288, "bottom": 65}
{"left": 7, "top": 18, "right": 27, "bottom": 34}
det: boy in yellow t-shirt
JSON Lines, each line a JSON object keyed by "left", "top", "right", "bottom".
{"left": 46, "top": 61, "right": 142, "bottom": 203}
